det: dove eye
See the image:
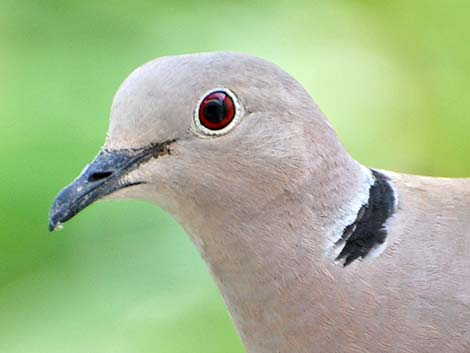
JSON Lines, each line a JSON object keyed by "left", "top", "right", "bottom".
{"left": 194, "top": 89, "right": 241, "bottom": 136}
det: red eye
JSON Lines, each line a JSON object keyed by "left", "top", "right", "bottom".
{"left": 198, "top": 91, "right": 236, "bottom": 131}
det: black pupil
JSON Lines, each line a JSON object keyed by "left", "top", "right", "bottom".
{"left": 203, "top": 99, "right": 227, "bottom": 123}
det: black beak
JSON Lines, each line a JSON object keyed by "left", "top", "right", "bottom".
{"left": 48, "top": 143, "right": 169, "bottom": 232}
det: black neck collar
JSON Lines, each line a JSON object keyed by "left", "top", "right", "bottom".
{"left": 336, "top": 170, "right": 396, "bottom": 266}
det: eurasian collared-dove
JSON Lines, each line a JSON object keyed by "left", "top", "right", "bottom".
{"left": 49, "top": 52, "right": 470, "bottom": 353}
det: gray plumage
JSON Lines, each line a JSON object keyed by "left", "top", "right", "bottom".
{"left": 49, "top": 52, "right": 470, "bottom": 353}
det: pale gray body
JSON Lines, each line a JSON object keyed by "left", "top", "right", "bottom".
{"left": 50, "top": 52, "right": 470, "bottom": 353}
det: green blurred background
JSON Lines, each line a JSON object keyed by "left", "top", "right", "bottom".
{"left": 1, "top": 0, "right": 470, "bottom": 352}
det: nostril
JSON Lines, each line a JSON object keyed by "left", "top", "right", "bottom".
{"left": 88, "top": 171, "right": 113, "bottom": 182}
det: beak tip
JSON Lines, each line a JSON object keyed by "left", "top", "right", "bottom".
{"left": 48, "top": 220, "right": 59, "bottom": 232}
{"left": 48, "top": 197, "right": 68, "bottom": 232}
{"left": 48, "top": 209, "right": 62, "bottom": 232}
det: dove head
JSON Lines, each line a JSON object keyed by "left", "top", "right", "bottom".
{"left": 106, "top": 52, "right": 317, "bottom": 149}
{"left": 49, "top": 52, "right": 364, "bottom": 239}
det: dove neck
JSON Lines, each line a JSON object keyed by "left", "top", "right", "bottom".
{"left": 171, "top": 156, "right": 375, "bottom": 353}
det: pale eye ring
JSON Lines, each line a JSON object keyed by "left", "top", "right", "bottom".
{"left": 193, "top": 88, "right": 243, "bottom": 136}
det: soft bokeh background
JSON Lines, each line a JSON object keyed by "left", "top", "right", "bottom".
{"left": 1, "top": 0, "right": 470, "bottom": 352}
